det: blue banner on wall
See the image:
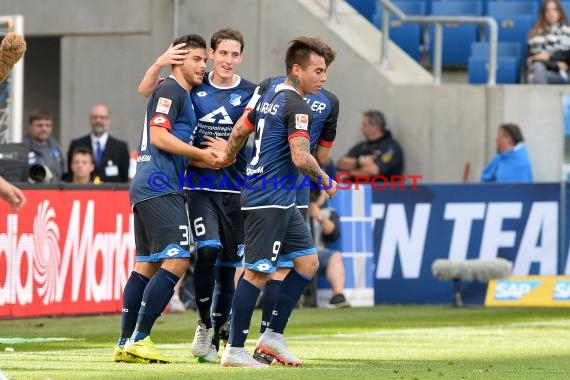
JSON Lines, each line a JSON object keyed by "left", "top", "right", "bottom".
{"left": 332, "top": 183, "right": 563, "bottom": 305}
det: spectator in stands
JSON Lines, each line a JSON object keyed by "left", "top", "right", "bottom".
{"left": 526, "top": 0, "right": 570, "bottom": 84}
{"left": 23, "top": 109, "right": 64, "bottom": 183}
{"left": 336, "top": 110, "right": 403, "bottom": 180}
{"left": 481, "top": 123, "right": 533, "bottom": 183}
{"left": 308, "top": 186, "right": 350, "bottom": 308}
{"left": 66, "top": 104, "right": 130, "bottom": 182}
{"left": 66, "top": 147, "right": 99, "bottom": 184}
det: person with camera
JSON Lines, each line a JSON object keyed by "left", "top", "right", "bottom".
{"left": 23, "top": 109, "right": 64, "bottom": 183}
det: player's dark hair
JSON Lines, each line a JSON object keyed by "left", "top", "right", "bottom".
{"left": 71, "top": 146, "right": 95, "bottom": 164}
{"left": 211, "top": 27, "right": 245, "bottom": 53}
{"left": 28, "top": 109, "right": 53, "bottom": 124}
{"left": 285, "top": 37, "right": 335, "bottom": 75}
{"left": 172, "top": 34, "right": 206, "bottom": 51}
{"left": 363, "top": 110, "right": 386, "bottom": 131}
{"left": 322, "top": 43, "right": 337, "bottom": 68}
{"left": 500, "top": 123, "right": 524, "bottom": 144}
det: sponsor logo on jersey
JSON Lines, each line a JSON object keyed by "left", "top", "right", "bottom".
{"left": 199, "top": 106, "right": 233, "bottom": 125}
{"left": 137, "top": 154, "right": 151, "bottom": 162}
{"left": 230, "top": 93, "right": 242, "bottom": 106}
{"left": 156, "top": 97, "right": 172, "bottom": 114}
{"left": 246, "top": 166, "right": 264, "bottom": 175}
{"left": 295, "top": 114, "right": 309, "bottom": 130}
{"left": 197, "top": 91, "right": 207, "bottom": 97}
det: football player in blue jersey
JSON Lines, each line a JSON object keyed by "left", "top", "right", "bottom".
{"left": 248, "top": 68, "right": 341, "bottom": 365}
{"left": 216, "top": 37, "right": 337, "bottom": 367}
{"left": 138, "top": 27, "right": 256, "bottom": 363}
{"left": 114, "top": 34, "right": 224, "bottom": 364}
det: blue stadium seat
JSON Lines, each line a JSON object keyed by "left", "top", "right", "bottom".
{"left": 347, "top": 0, "right": 377, "bottom": 22}
{"left": 468, "top": 41, "right": 522, "bottom": 83}
{"left": 486, "top": 2, "right": 536, "bottom": 47}
{"left": 487, "top": 1, "right": 537, "bottom": 15}
{"left": 430, "top": 1, "right": 483, "bottom": 66}
{"left": 373, "top": 1, "right": 426, "bottom": 62}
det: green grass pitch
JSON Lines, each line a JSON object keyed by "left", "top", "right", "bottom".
{"left": 1, "top": 306, "right": 569, "bottom": 379}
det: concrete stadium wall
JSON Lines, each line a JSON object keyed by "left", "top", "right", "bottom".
{"left": 2, "top": 0, "right": 567, "bottom": 182}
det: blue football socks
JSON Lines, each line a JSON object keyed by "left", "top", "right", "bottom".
{"left": 228, "top": 278, "right": 260, "bottom": 348}
{"left": 268, "top": 270, "right": 311, "bottom": 334}
{"left": 131, "top": 268, "right": 179, "bottom": 342}
{"left": 118, "top": 271, "right": 149, "bottom": 347}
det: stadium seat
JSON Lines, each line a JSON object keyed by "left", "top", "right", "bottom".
{"left": 347, "top": 0, "right": 377, "bottom": 22}
{"left": 468, "top": 41, "right": 522, "bottom": 83}
{"left": 429, "top": 1, "right": 483, "bottom": 66}
{"left": 372, "top": 1, "right": 426, "bottom": 62}
{"left": 486, "top": 2, "right": 536, "bottom": 46}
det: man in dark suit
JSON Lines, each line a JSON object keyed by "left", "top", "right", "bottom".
{"left": 67, "top": 104, "right": 130, "bottom": 183}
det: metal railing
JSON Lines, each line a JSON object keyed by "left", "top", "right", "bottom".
{"left": 328, "top": 0, "right": 499, "bottom": 85}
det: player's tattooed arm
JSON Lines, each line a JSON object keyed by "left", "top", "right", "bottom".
{"left": 226, "top": 123, "right": 247, "bottom": 160}
{"left": 222, "top": 111, "right": 253, "bottom": 164}
{"left": 290, "top": 136, "right": 329, "bottom": 187}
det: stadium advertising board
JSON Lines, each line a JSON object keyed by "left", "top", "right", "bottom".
{"left": 368, "top": 183, "right": 562, "bottom": 304}
{"left": 0, "top": 189, "right": 134, "bottom": 317}
{"left": 485, "top": 276, "right": 570, "bottom": 307}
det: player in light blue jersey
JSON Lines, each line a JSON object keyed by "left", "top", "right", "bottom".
{"left": 138, "top": 27, "right": 256, "bottom": 362}
{"left": 217, "top": 37, "right": 337, "bottom": 368}
{"left": 115, "top": 34, "right": 226, "bottom": 364}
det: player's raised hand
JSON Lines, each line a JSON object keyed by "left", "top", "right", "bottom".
{"left": 155, "top": 43, "right": 188, "bottom": 67}
{"left": 201, "top": 135, "right": 228, "bottom": 152}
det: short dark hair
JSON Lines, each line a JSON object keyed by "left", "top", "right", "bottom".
{"left": 211, "top": 27, "right": 245, "bottom": 53}
{"left": 172, "top": 34, "right": 207, "bottom": 51}
{"left": 71, "top": 146, "right": 95, "bottom": 164}
{"left": 363, "top": 110, "right": 386, "bottom": 131}
{"left": 285, "top": 37, "right": 335, "bottom": 75}
{"left": 28, "top": 109, "right": 53, "bottom": 124}
{"left": 500, "top": 123, "right": 524, "bottom": 144}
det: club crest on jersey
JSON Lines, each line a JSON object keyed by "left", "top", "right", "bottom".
{"left": 230, "top": 93, "right": 242, "bottom": 106}
{"left": 196, "top": 91, "right": 207, "bottom": 97}
{"left": 156, "top": 97, "right": 172, "bottom": 114}
{"left": 295, "top": 114, "right": 309, "bottom": 130}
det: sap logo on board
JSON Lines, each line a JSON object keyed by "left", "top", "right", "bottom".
{"left": 553, "top": 281, "right": 570, "bottom": 300}
{"left": 493, "top": 280, "right": 540, "bottom": 300}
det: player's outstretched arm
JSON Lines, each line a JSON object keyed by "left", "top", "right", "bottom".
{"left": 150, "top": 126, "right": 221, "bottom": 169}
{"left": 290, "top": 136, "right": 337, "bottom": 199}
{"left": 138, "top": 43, "right": 188, "bottom": 97}
{"left": 0, "top": 176, "right": 26, "bottom": 211}
{"left": 220, "top": 111, "right": 254, "bottom": 165}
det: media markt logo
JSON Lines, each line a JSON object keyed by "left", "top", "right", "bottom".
{"left": 553, "top": 280, "right": 570, "bottom": 301}
{"left": 493, "top": 280, "right": 541, "bottom": 300}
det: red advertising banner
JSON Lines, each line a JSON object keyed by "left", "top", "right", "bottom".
{"left": 0, "top": 189, "right": 135, "bottom": 318}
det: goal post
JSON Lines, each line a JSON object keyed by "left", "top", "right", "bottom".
{"left": 0, "top": 15, "right": 24, "bottom": 143}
